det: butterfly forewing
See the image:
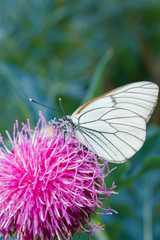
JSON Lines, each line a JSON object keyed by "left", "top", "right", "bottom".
{"left": 70, "top": 81, "right": 159, "bottom": 163}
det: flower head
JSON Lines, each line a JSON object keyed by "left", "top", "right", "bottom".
{"left": 0, "top": 113, "right": 115, "bottom": 240}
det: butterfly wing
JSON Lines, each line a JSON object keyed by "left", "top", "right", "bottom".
{"left": 71, "top": 81, "right": 159, "bottom": 163}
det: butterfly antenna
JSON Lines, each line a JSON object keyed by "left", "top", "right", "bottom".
{"left": 59, "top": 98, "right": 67, "bottom": 119}
{"left": 29, "top": 98, "right": 62, "bottom": 116}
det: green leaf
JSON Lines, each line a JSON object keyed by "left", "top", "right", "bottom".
{"left": 139, "top": 157, "right": 160, "bottom": 175}
{"left": 92, "top": 218, "right": 110, "bottom": 240}
{"left": 118, "top": 157, "right": 160, "bottom": 189}
{"left": 82, "top": 49, "right": 114, "bottom": 104}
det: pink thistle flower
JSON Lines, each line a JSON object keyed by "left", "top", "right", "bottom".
{"left": 0, "top": 113, "right": 116, "bottom": 240}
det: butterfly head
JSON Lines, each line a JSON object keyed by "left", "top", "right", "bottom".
{"left": 62, "top": 115, "right": 76, "bottom": 136}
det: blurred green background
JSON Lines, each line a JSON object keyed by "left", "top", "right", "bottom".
{"left": 0, "top": 0, "right": 160, "bottom": 240}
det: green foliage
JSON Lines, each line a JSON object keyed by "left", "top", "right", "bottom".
{"left": 0, "top": 1, "right": 160, "bottom": 240}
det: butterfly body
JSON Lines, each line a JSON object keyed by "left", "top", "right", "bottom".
{"left": 66, "top": 82, "right": 159, "bottom": 163}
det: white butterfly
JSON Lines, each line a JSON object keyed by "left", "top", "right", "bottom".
{"left": 65, "top": 81, "right": 159, "bottom": 163}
